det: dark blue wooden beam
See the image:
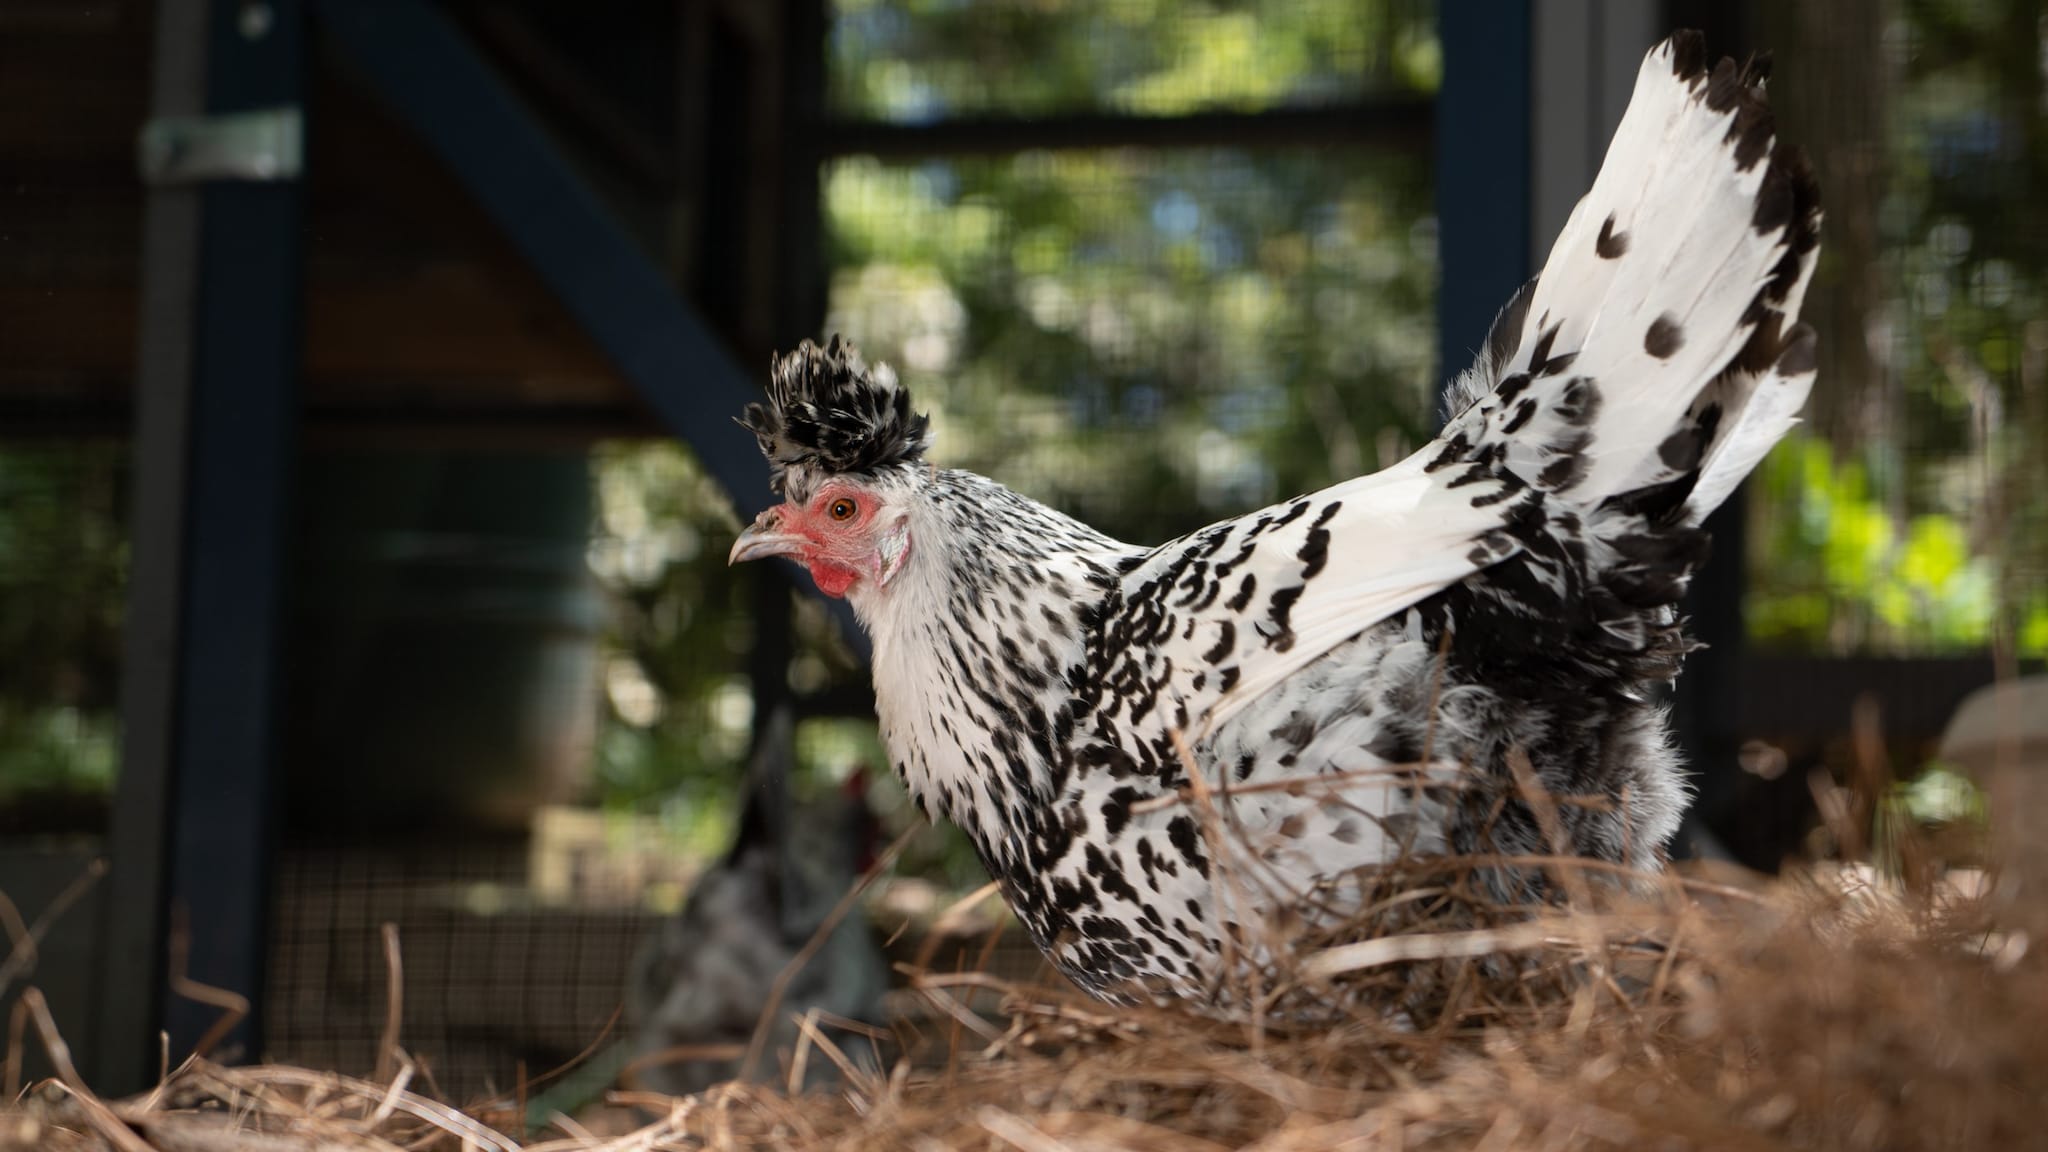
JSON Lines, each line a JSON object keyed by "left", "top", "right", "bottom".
{"left": 104, "top": 0, "right": 306, "bottom": 1087}
{"left": 1434, "top": 0, "right": 1533, "bottom": 414}
{"left": 314, "top": 0, "right": 865, "bottom": 661}
{"left": 164, "top": 0, "right": 307, "bottom": 1065}
{"left": 312, "top": 0, "right": 774, "bottom": 521}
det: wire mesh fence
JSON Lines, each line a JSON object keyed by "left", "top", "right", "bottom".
{"left": 2, "top": 0, "right": 2045, "bottom": 1116}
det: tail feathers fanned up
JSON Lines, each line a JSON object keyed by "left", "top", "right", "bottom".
{"left": 1441, "top": 32, "right": 1822, "bottom": 525}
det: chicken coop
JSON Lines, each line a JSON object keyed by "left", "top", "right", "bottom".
{"left": 0, "top": 0, "right": 2042, "bottom": 1113}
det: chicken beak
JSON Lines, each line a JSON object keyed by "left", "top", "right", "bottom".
{"left": 729, "top": 509, "right": 806, "bottom": 565}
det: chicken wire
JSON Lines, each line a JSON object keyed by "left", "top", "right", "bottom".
{"left": 266, "top": 842, "right": 650, "bottom": 1103}
{"left": 256, "top": 10, "right": 1456, "bottom": 1090}
{"left": 822, "top": 145, "right": 1439, "bottom": 547}
{"left": 830, "top": 0, "right": 1439, "bottom": 120}
{"left": 1741, "top": 0, "right": 2048, "bottom": 659}
{"left": 4, "top": 0, "right": 2041, "bottom": 1114}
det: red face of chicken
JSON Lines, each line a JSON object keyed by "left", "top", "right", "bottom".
{"left": 726, "top": 479, "right": 911, "bottom": 599}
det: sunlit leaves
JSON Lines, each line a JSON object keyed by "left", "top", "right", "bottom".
{"left": 824, "top": 147, "right": 1437, "bottom": 544}
{"left": 587, "top": 443, "right": 765, "bottom": 814}
{"left": 594, "top": 3, "right": 1445, "bottom": 862}
{"left": 1748, "top": 0, "right": 2047, "bottom": 657}
{"left": 1750, "top": 435, "right": 2033, "bottom": 654}
{"left": 831, "top": 0, "right": 1439, "bottom": 120}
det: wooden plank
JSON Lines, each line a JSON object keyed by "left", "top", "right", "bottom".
{"left": 0, "top": 5, "right": 152, "bottom": 184}
{"left": 0, "top": 46, "right": 648, "bottom": 438}
{"left": 1738, "top": 654, "right": 2034, "bottom": 749}
{"left": 0, "top": 268, "right": 630, "bottom": 397}
{"left": 313, "top": 0, "right": 775, "bottom": 514}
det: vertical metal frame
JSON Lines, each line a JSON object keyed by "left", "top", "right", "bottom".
{"left": 1434, "top": 1, "right": 1533, "bottom": 409}
{"left": 100, "top": 0, "right": 208, "bottom": 1095}
{"left": 102, "top": 0, "right": 306, "bottom": 1090}
{"left": 1530, "top": 0, "right": 1659, "bottom": 260}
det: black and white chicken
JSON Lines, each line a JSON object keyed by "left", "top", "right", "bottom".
{"left": 729, "top": 34, "right": 1820, "bottom": 1007}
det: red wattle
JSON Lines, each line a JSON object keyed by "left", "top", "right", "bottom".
{"left": 809, "top": 562, "right": 860, "bottom": 599}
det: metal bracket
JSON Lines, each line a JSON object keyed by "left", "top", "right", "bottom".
{"left": 138, "top": 105, "right": 303, "bottom": 185}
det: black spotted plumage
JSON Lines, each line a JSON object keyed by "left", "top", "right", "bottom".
{"left": 731, "top": 33, "right": 1822, "bottom": 1009}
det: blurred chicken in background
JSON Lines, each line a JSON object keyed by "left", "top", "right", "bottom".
{"left": 624, "top": 706, "right": 889, "bottom": 1097}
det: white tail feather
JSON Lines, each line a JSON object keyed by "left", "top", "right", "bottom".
{"left": 1685, "top": 327, "right": 1816, "bottom": 522}
{"left": 1443, "top": 34, "right": 1821, "bottom": 521}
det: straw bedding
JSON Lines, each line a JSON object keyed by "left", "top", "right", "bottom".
{"left": 4, "top": 769, "right": 2043, "bottom": 1152}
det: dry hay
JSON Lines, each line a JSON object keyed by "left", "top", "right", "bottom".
{"left": 5, "top": 753, "right": 2046, "bottom": 1151}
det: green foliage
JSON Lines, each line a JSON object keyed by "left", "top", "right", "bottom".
{"left": 831, "top": 0, "right": 1439, "bottom": 120}
{"left": 1749, "top": 0, "right": 2048, "bottom": 657}
{"left": 0, "top": 443, "right": 127, "bottom": 802}
{"left": 585, "top": 3, "right": 1444, "bottom": 879}
{"left": 588, "top": 443, "right": 756, "bottom": 813}
{"left": 1748, "top": 434, "right": 2046, "bottom": 653}
{"left": 584, "top": 444, "right": 876, "bottom": 823}
{"left": 0, "top": 707, "right": 119, "bottom": 800}
{"left": 1894, "top": 761, "right": 1986, "bottom": 827}
{"left": 825, "top": 146, "right": 1437, "bottom": 545}
{"left": 1872, "top": 760, "right": 1989, "bottom": 879}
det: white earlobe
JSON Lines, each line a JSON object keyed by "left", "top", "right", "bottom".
{"left": 875, "top": 517, "right": 913, "bottom": 587}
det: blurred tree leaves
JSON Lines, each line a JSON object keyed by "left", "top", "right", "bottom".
{"left": 585, "top": 1, "right": 1443, "bottom": 872}
{"left": 823, "top": 2, "right": 1446, "bottom": 543}
{"left": 831, "top": 0, "right": 1439, "bottom": 120}
{"left": 585, "top": 445, "right": 864, "bottom": 814}
{"left": 1750, "top": 437, "right": 2037, "bottom": 651}
{"left": 0, "top": 444, "right": 126, "bottom": 806}
{"left": 824, "top": 147, "right": 1438, "bottom": 545}
{"left": 16, "top": 0, "right": 2044, "bottom": 827}
{"left": 585, "top": 441, "right": 751, "bottom": 815}
{"left": 1750, "top": 0, "right": 2048, "bottom": 658}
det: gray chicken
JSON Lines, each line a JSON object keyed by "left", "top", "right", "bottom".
{"left": 625, "top": 707, "right": 889, "bottom": 1095}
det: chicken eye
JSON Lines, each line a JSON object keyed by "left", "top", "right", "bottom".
{"left": 828, "top": 497, "right": 858, "bottom": 521}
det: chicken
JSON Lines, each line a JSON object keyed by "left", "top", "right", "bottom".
{"left": 626, "top": 708, "right": 888, "bottom": 1095}
{"left": 728, "top": 33, "right": 1821, "bottom": 1007}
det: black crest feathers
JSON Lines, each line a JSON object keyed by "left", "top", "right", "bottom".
{"left": 740, "top": 336, "right": 932, "bottom": 495}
